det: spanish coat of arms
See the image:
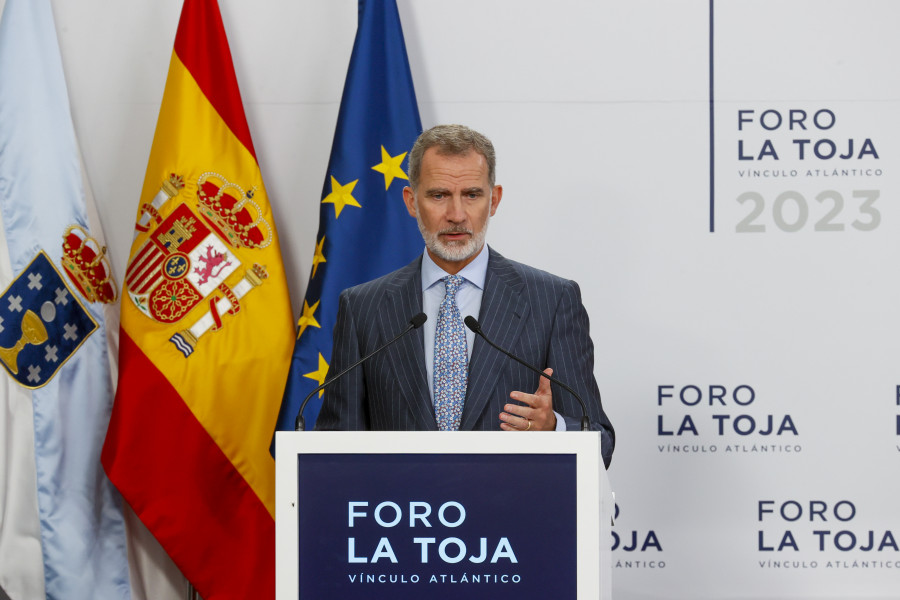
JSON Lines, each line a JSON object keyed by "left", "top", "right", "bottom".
{"left": 125, "top": 172, "right": 271, "bottom": 357}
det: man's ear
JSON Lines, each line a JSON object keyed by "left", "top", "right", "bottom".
{"left": 402, "top": 186, "right": 417, "bottom": 218}
{"left": 490, "top": 184, "right": 503, "bottom": 216}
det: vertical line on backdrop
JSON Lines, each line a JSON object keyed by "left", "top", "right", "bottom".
{"left": 709, "top": 0, "right": 716, "bottom": 233}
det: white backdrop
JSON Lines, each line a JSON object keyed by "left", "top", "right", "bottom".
{"left": 3, "top": 0, "right": 898, "bottom": 598}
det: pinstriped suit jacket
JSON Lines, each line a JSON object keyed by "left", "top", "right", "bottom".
{"left": 315, "top": 246, "right": 615, "bottom": 467}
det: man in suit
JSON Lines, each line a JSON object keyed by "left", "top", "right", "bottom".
{"left": 316, "top": 124, "right": 614, "bottom": 467}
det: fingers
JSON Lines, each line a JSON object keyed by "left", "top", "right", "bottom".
{"left": 499, "top": 414, "right": 532, "bottom": 431}
{"left": 501, "top": 367, "right": 555, "bottom": 431}
{"left": 508, "top": 368, "right": 552, "bottom": 409}
{"left": 500, "top": 409, "right": 532, "bottom": 429}
{"left": 499, "top": 402, "right": 530, "bottom": 430}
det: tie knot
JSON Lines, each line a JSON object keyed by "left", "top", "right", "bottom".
{"left": 443, "top": 275, "right": 464, "bottom": 297}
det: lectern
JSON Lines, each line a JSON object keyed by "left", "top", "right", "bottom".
{"left": 275, "top": 432, "right": 612, "bottom": 599}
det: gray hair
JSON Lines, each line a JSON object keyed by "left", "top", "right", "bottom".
{"left": 407, "top": 124, "right": 496, "bottom": 190}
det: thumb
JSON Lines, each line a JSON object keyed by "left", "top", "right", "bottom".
{"left": 537, "top": 367, "right": 553, "bottom": 396}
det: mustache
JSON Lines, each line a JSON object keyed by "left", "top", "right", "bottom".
{"left": 438, "top": 226, "right": 473, "bottom": 236}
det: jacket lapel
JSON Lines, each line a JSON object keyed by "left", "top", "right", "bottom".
{"left": 460, "top": 248, "right": 530, "bottom": 430}
{"left": 379, "top": 256, "right": 437, "bottom": 430}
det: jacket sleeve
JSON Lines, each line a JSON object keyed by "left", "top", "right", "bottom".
{"left": 548, "top": 279, "right": 615, "bottom": 468}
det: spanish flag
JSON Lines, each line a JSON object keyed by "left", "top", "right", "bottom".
{"left": 101, "top": 1, "right": 293, "bottom": 598}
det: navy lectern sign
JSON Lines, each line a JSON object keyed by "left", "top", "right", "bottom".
{"left": 298, "top": 453, "right": 575, "bottom": 599}
{"left": 276, "top": 432, "right": 611, "bottom": 599}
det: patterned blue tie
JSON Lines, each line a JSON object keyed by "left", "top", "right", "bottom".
{"left": 433, "top": 274, "right": 467, "bottom": 430}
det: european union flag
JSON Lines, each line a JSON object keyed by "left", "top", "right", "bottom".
{"left": 275, "top": 0, "right": 423, "bottom": 432}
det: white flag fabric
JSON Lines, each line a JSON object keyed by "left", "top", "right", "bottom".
{"left": 0, "top": 0, "right": 131, "bottom": 598}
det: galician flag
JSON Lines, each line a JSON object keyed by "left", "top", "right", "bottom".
{"left": 101, "top": 1, "right": 294, "bottom": 598}
{"left": 0, "top": 0, "right": 130, "bottom": 598}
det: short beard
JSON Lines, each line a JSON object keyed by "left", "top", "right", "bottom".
{"left": 416, "top": 210, "right": 489, "bottom": 265}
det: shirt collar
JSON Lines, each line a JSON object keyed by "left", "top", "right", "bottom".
{"left": 421, "top": 245, "right": 489, "bottom": 291}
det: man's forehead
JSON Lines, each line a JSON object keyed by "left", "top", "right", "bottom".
{"left": 420, "top": 148, "right": 489, "bottom": 179}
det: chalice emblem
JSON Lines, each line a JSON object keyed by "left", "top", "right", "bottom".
{"left": 0, "top": 310, "right": 49, "bottom": 375}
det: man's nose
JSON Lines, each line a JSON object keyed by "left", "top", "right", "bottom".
{"left": 445, "top": 196, "right": 466, "bottom": 222}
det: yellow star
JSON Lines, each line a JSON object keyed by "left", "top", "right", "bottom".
{"left": 322, "top": 176, "right": 361, "bottom": 218}
{"left": 371, "top": 146, "right": 409, "bottom": 190}
{"left": 296, "top": 299, "right": 321, "bottom": 339}
{"left": 304, "top": 352, "right": 329, "bottom": 396}
{"left": 311, "top": 236, "right": 326, "bottom": 278}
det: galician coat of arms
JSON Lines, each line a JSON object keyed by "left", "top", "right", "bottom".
{"left": 125, "top": 172, "right": 272, "bottom": 358}
{"left": 0, "top": 225, "right": 118, "bottom": 388}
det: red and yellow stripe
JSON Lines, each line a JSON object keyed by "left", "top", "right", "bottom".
{"left": 102, "top": 2, "right": 293, "bottom": 598}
